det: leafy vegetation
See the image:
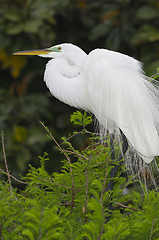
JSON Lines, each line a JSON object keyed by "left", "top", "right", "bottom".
{"left": 0, "top": 0, "right": 159, "bottom": 176}
{"left": 0, "top": 111, "right": 159, "bottom": 239}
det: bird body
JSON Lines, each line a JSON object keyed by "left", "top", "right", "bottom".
{"left": 84, "top": 49, "right": 159, "bottom": 162}
{"left": 14, "top": 43, "right": 159, "bottom": 163}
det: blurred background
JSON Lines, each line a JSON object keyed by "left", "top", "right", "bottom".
{"left": 0, "top": 0, "right": 159, "bottom": 184}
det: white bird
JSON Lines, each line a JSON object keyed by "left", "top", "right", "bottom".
{"left": 14, "top": 43, "right": 159, "bottom": 163}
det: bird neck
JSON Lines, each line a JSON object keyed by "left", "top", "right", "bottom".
{"left": 44, "top": 58, "right": 88, "bottom": 109}
{"left": 63, "top": 50, "right": 86, "bottom": 68}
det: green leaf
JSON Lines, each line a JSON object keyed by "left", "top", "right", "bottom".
{"left": 24, "top": 20, "right": 41, "bottom": 33}
{"left": 145, "top": 60, "right": 159, "bottom": 76}
{"left": 22, "top": 229, "right": 35, "bottom": 240}
{"left": 136, "top": 5, "right": 159, "bottom": 20}
{"left": 90, "top": 21, "right": 112, "bottom": 41}
{"left": 70, "top": 111, "right": 93, "bottom": 127}
{"left": 132, "top": 25, "right": 159, "bottom": 44}
{"left": 4, "top": 9, "right": 22, "bottom": 22}
{"left": 5, "top": 23, "right": 23, "bottom": 35}
{"left": 13, "top": 125, "right": 27, "bottom": 142}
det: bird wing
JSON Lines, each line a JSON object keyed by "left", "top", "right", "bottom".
{"left": 84, "top": 49, "right": 159, "bottom": 162}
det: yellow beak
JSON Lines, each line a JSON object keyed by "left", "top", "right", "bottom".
{"left": 13, "top": 49, "right": 51, "bottom": 56}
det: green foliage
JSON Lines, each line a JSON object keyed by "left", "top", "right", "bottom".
{"left": 0, "top": 111, "right": 159, "bottom": 239}
{"left": 70, "top": 111, "right": 93, "bottom": 127}
{"left": 0, "top": 0, "right": 57, "bottom": 50}
{"left": 1, "top": 0, "right": 159, "bottom": 177}
{"left": 0, "top": 89, "right": 54, "bottom": 175}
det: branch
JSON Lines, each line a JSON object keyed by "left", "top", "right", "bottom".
{"left": 36, "top": 176, "right": 71, "bottom": 190}
{"left": 39, "top": 121, "right": 71, "bottom": 164}
{"left": 100, "top": 155, "right": 109, "bottom": 203}
{"left": 150, "top": 73, "right": 159, "bottom": 79}
{"left": 149, "top": 219, "right": 155, "bottom": 240}
{"left": 60, "top": 130, "right": 84, "bottom": 144}
{"left": 85, "top": 167, "right": 88, "bottom": 223}
{"left": 115, "top": 201, "right": 143, "bottom": 212}
{"left": 92, "top": 161, "right": 113, "bottom": 168}
{"left": 39, "top": 121, "right": 75, "bottom": 213}
{"left": 64, "top": 149, "right": 88, "bottom": 161}
{"left": 1, "top": 131, "right": 13, "bottom": 196}
{"left": 0, "top": 168, "right": 27, "bottom": 185}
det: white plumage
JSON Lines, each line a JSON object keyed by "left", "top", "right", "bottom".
{"left": 14, "top": 43, "right": 159, "bottom": 163}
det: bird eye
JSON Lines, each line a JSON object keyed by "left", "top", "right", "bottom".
{"left": 58, "top": 47, "right": 62, "bottom": 51}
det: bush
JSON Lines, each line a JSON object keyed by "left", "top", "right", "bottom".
{"left": 1, "top": 0, "right": 159, "bottom": 176}
{"left": 0, "top": 111, "right": 159, "bottom": 240}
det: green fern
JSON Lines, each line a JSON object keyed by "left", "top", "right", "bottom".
{"left": 70, "top": 111, "right": 93, "bottom": 127}
{"left": 0, "top": 111, "right": 159, "bottom": 239}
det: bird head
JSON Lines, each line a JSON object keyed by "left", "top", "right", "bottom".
{"left": 13, "top": 43, "right": 87, "bottom": 66}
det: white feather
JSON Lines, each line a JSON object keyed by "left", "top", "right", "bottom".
{"left": 84, "top": 49, "right": 159, "bottom": 162}
{"left": 43, "top": 44, "right": 159, "bottom": 163}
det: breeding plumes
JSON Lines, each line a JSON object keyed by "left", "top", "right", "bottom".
{"left": 14, "top": 43, "right": 159, "bottom": 163}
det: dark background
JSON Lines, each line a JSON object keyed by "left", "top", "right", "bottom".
{"left": 0, "top": 0, "right": 159, "bottom": 181}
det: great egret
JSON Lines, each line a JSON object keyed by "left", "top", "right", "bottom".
{"left": 14, "top": 43, "right": 159, "bottom": 163}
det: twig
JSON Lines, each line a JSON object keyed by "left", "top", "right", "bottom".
{"left": 60, "top": 202, "right": 72, "bottom": 206}
{"left": 39, "top": 121, "right": 75, "bottom": 213}
{"left": 39, "top": 121, "right": 70, "bottom": 163}
{"left": 75, "top": 187, "right": 82, "bottom": 194}
{"left": 85, "top": 130, "right": 100, "bottom": 136}
{"left": 39, "top": 121, "right": 73, "bottom": 173}
{"left": 0, "top": 167, "right": 72, "bottom": 190}
{"left": 0, "top": 168, "right": 27, "bottom": 185}
{"left": 36, "top": 176, "right": 71, "bottom": 190}
{"left": 115, "top": 201, "right": 143, "bottom": 212}
{"left": 60, "top": 130, "right": 84, "bottom": 144}
{"left": 98, "top": 157, "right": 110, "bottom": 239}
{"left": 100, "top": 156, "right": 109, "bottom": 203}
{"left": 85, "top": 167, "right": 88, "bottom": 223}
{"left": 65, "top": 149, "right": 88, "bottom": 161}
{"left": 1, "top": 131, "right": 13, "bottom": 196}
{"left": 70, "top": 183, "right": 75, "bottom": 214}
{"left": 92, "top": 161, "right": 114, "bottom": 168}
{"left": 150, "top": 73, "right": 159, "bottom": 79}
{"left": 149, "top": 219, "right": 155, "bottom": 240}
